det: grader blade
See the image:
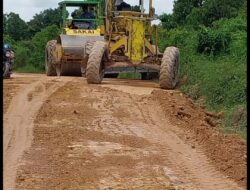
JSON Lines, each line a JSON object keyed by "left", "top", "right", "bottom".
{"left": 60, "top": 34, "right": 104, "bottom": 62}
{"left": 58, "top": 35, "right": 104, "bottom": 76}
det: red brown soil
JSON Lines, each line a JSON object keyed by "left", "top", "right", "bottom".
{"left": 3, "top": 74, "right": 246, "bottom": 190}
{"left": 3, "top": 75, "right": 39, "bottom": 113}
{"left": 150, "top": 90, "right": 246, "bottom": 187}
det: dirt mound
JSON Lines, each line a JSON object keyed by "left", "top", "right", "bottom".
{"left": 150, "top": 90, "right": 246, "bottom": 187}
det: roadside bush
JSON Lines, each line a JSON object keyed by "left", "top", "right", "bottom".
{"left": 29, "top": 24, "right": 60, "bottom": 71}
{"left": 3, "top": 34, "right": 16, "bottom": 46}
{"left": 212, "top": 16, "right": 247, "bottom": 59}
{"left": 158, "top": 27, "right": 198, "bottom": 54}
{"left": 197, "top": 27, "right": 231, "bottom": 56}
{"left": 13, "top": 43, "right": 31, "bottom": 69}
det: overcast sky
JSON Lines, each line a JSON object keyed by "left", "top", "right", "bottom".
{"left": 3, "top": 0, "right": 174, "bottom": 22}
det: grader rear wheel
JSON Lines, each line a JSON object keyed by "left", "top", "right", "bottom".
{"left": 159, "top": 47, "right": 180, "bottom": 89}
{"left": 86, "top": 41, "right": 108, "bottom": 84}
{"left": 45, "top": 40, "right": 57, "bottom": 76}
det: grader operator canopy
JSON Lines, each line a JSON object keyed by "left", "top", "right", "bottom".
{"left": 59, "top": 0, "right": 104, "bottom": 31}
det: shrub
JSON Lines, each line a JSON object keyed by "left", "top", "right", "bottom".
{"left": 197, "top": 27, "right": 231, "bottom": 56}
{"left": 29, "top": 25, "right": 60, "bottom": 71}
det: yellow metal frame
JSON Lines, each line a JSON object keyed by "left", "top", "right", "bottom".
{"left": 104, "top": 0, "right": 158, "bottom": 64}
{"left": 125, "top": 19, "right": 145, "bottom": 63}
{"left": 110, "top": 36, "right": 127, "bottom": 54}
{"left": 108, "top": 16, "right": 157, "bottom": 64}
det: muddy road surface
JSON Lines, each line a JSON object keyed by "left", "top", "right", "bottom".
{"left": 3, "top": 73, "right": 246, "bottom": 190}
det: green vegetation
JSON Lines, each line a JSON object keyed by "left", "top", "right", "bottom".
{"left": 3, "top": 0, "right": 246, "bottom": 138}
{"left": 3, "top": 8, "right": 61, "bottom": 72}
{"left": 158, "top": 0, "right": 246, "bottom": 138}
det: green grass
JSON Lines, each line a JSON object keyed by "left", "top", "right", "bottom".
{"left": 157, "top": 18, "right": 246, "bottom": 139}
{"left": 220, "top": 105, "right": 247, "bottom": 139}
{"left": 220, "top": 122, "right": 247, "bottom": 139}
{"left": 179, "top": 54, "right": 246, "bottom": 139}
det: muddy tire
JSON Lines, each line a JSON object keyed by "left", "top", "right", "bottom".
{"left": 159, "top": 47, "right": 180, "bottom": 89}
{"left": 86, "top": 41, "right": 108, "bottom": 84}
{"left": 45, "top": 40, "right": 57, "bottom": 76}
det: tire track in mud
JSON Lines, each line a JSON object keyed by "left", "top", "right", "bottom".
{"left": 76, "top": 84, "right": 243, "bottom": 189}
{"left": 98, "top": 85, "right": 244, "bottom": 190}
{"left": 3, "top": 76, "right": 73, "bottom": 190}
{"left": 12, "top": 78, "right": 245, "bottom": 190}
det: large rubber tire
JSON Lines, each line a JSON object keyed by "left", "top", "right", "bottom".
{"left": 45, "top": 40, "right": 57, "bottom": 76}
{"left": 159, "top": 47, "right": 180, "bottom": 89}
{"left": 3, "top": 62, "right": 10, "bottom": 79}
{"left": 86, "top": 41, "right": 108, "bottom": 84}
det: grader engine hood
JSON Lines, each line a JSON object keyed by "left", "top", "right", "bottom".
{"left": 59, "top": 34, "right": 104, "bottom": 63}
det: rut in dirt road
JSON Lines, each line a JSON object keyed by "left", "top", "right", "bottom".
{"left": 14, "top": 78, "right": 244, "bottom": 190}
{"left": 3, "top": 76, "right": 73, "bottom": 190}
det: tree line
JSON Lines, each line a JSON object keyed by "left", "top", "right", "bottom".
{"left": 3, "top": 8, "right": 62, "bottom": 71}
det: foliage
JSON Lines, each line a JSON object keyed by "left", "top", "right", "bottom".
{"left": 158, "top": 14, "right": 177, "bottom": 29}
{"left": 5, "top": 13, "right": 29, "bottom": 41}
{"left": 196, "top": 27, "right": 231, "bottom": 56}
{"left": 27, "top": 8, "right": 62, "bottom": 37}
{"left": 186, "top": 7, "right": 204, "bottom": 27}
{"left": 172, "top": 0, "right": 204, "bottom": 25}
{"left": 12, "top": 41, "right": 33, "bottom": 69}
{"left": 4, "top": 25, "right": 60, "bottom": 72}
{"left": 172, "top": 0, "right": 245, "bottom": 27}
{"left": 29, "top": 25, "right": 61, "bottom": 71}
{"left": 3, "top": 14, "right": 8, "bottom": 35}
{"left": 158, "top": 26, "right": 198, "bottom": 54}
{"left": 3, "top": 34, "right": 17, "bottom": 46}
{"left": 201, "top": 0, "right": 244, "bottom": 26}
{"left": 158, "top": 1, "right": 246, "bottom": 137}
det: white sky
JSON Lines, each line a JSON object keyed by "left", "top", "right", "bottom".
{"left": 3, "top": 0, "right": 174, "bottom": 22}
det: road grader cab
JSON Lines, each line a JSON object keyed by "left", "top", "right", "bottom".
{"left": 45, "top": 0, "right": 180, "bottom": 89}
{"left": 45, "top": 0, "right": 105, "bottom": 76}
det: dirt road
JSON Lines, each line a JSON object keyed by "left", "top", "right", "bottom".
{"left": 3, "top": 73, "right": 246, "bottom": 190}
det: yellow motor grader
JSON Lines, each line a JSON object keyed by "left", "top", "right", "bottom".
{"left": 45, "top": 0, "right": 180, "bottom": 89}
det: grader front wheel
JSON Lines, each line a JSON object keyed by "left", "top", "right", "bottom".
{"left": 159, "top": 47, "right": 180, "bottom": 89}
{"left": 86, "top": 41, "right": 108, "bottom": 84}
{"left": 45, "top": 40, "right": 57, "bottom": 76}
